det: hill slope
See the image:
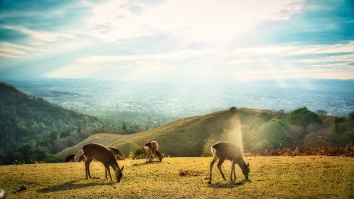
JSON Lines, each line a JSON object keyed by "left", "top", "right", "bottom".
{"left": 0, "top": 82, "right": 105, "bottom": 164}
{"left": 57, "top": 109, "right": 241, "bottom": 158}
{"left": 57, "top": 107, "right": 353, "bottom": 158}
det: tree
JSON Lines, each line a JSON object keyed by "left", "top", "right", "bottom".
{"left": 349, "top": 111, "right": 354, "bottom": 120}
{"left": 229, "top": 107, "right": 237, "bottom": 114}
{"left": 288, "top": 107, "right": 322, "bottom": 127}
{"left": 49, "top": 131, "right": 58, "bottom": 143}
{"left": 317, "top": 109, "right": 327, "bottom": 116}
{"left": 122, "top": 122, "right": 127, "bottom": 133}
{"left": 37, "top": 150, "right": 47, "bottom": 161}
{"left": 257, "top": 118, "right": 290, "bottom": 150}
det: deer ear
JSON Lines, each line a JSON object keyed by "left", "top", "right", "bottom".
{"left": 247, "top": 162, "right": 250, "bottom": 167}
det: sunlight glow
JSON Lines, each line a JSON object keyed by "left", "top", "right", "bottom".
{"left": 86, "top": 0, "right": 304, "bottom": 43}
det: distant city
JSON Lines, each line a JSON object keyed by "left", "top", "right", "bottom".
{"left": 5, "top": 79, "right": 354, "bottom": 117}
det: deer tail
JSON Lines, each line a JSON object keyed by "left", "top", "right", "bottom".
{"left": 211, "top": 145, "right": 216, "bottom": 156}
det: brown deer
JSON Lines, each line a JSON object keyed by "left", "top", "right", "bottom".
{"left": 144, "top": 141, "right": 164, "bottom": 162}
{"left": 65, "top": 154, "right": 76, "bottom": 162}
{"left": 82, "top": 142, "right": 124, "bottom": 182}
{"left": 109, "top": 147, "right": 125, "bottom": 160}
{"left": 209, "top": 141, "right": 250, "bottom": 183}
{"left": 133, "top": 148, "right": 146, "bottom": 159}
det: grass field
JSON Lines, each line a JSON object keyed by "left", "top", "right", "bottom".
{"left": 0, "top": 156, "right": 353, "bottom": 198}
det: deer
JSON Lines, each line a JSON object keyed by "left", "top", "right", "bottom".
{"left": 209, "top": 141, "right": 250, "bottom": 184}
{"left": 144, "top": 141, "right": 164, "bottom": 162}
{"left": 65, "top": 154, "right": 76, "bottom": 162}
{"left": 82, "top": 142, "right": 124, "bottom": 182}
{"left": 133, "top": 148, "right": 146, "bottom": 159}
{"left": 109, "top": 147, "right": 125, "bottom": 160}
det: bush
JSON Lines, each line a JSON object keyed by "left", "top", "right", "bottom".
{"left": 288, "top": 107, "right": 322, "bottom": 127}
{"left": 257, "top": 118, "right": 290, "bottom": 149}
{"left": 229, "top": 107, "right": 237, "bottom": 114}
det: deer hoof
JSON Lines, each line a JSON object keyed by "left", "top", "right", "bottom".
{"left": 208, "top": 181, "right": 212, "bottom": 184}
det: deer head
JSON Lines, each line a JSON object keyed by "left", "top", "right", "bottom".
{"left": 242, "top": 162, "right": 250, "bottom": 179}
{"left": 115, "top": 166, "right": 125, "bottom": 182}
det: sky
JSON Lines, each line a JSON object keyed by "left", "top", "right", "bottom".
{"left": 0, "top": 0, "right": 353, "bottom": 83}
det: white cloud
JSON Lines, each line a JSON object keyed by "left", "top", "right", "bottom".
{"left": 85, "top": 0, "right": 305, "bottom": 43}
{"left": 229, "top": 69, "right": 354, "bottom": 81}
{"left": 0, "top": 42, "right": 35, "bottom": 58}
{"left": 47, "top": 40, "right": 354, "bottom": 81}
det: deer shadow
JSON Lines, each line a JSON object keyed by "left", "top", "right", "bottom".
{"left": 37, "top": 179, "right": 115, "bottom": 193}
{"left": 207, "top": 179, "right": 252, "bottom": 189}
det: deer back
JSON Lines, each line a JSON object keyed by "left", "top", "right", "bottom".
{"left": 212, "top": 141, "right": 243, "bottom": 161}
{"left": 151, "top": 141, "right": 159, "bottom": 152}
{"left": 83, "top": 143, "right": 118, "bottom": 167}
{"left": 109, "top": 147, "right": 125, "bottom": 160}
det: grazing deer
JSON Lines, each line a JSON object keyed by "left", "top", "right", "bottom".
{"left": 133, "top": 148, "right": 146, "bottom": 159}
{"left": 209, "top": 141, "right": 250, "bottom": 183}
{"left": 144, "top": 141, "right": 163, "bottom": 162}
{"left": 82, "top": 142, "right": 124, "bottom": 182}
{"left": 109, "top": 147, "right": 125, "bottom": 160}
{"left": 65, "top": 154, "right": 76, "bottom": 162}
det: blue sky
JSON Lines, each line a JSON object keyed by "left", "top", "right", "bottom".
{"left": 0, "top": 0, "right": 353, "bottom": 83}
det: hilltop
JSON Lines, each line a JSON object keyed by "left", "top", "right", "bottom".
{"left": 57, "top": 107, "right": 354, "bottom": 158}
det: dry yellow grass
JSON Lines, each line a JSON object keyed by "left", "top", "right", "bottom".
{"left": 0, "top": 156, "right": 353, "bottom": 198}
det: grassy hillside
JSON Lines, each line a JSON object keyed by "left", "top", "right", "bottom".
{"left": 57, "top": 110, "right": 240, "bottom": 158}
{"left": 57, "top": 107, "right": 353, "bottom": 159}
{"left": 0, "top": 156, "right": 352, "bottom": 198}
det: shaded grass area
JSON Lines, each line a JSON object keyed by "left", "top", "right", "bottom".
{"left": 0, "top": 157, "right": 353, "bottom": 198}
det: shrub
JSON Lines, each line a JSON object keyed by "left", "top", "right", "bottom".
{"left": 229, "top": 107, "right": 237, "bottom": 114}
{"left": 288, "top": 107, "right": 322, "bottom": 127}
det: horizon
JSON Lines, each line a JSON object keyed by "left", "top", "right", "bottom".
{"left": 0, "top": 0, "right": 353, "bottom": 83}
{"left": 3, "top": 78, "right": 354, "bottom": 117}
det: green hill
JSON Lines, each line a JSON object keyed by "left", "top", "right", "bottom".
{"left": 0, "top": 82, "right": 105, "bottom": 164}
{"left": 57, "top": 109, "right": 239, "bottom": 158}
{"left": 57, "top": 107, "right": 354, "bottom": 159}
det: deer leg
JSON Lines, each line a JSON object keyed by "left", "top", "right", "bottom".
{"left": 149, "top": 151, "right": 153, "bottom": 162}
{"left": 145, "top": 151, "right": 150, "bottom": 163}
{"left": 209, "top": 157, "right": 217, "bottom": 183}
{"left": 105, "top": 168, "right": 108, "bottom": 179}
{"left": 152, "top": 153, "right": 156, "bottom": 162}
{"left": 217, "top": 159, "right": 226, "bottom": 180}
{"left": 230, "top": 161, "right": 236, "bottom": 182}
{"left": 105, "top": 165, "right": 113, "bottom": 182}
{"left": 85, "top": 159, "right": 93, "bottom": 179}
